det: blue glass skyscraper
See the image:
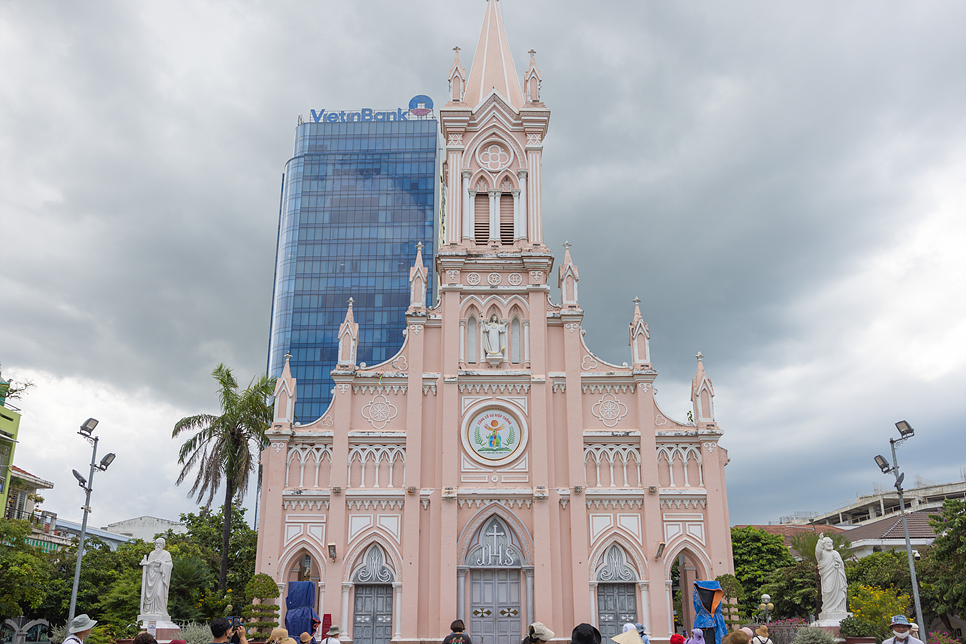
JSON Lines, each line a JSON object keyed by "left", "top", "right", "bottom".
{"left": 268, "top": 101, "right": 439, "bottom": 423}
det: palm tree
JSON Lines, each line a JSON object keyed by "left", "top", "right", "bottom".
{"left": 173, "top": 363, "right": 275, "bottom": 591}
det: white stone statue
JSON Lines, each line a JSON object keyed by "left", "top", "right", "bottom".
{"left": 139, "top": 537, "right": 173, "bottom": 619}
{"left": 816, "top": 533, "right": 848, "bottom": 620}
{"left": 481, "top": 314, "right": 507, "bottom": 360}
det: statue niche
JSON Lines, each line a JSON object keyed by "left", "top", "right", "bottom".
{"left": 481, "top": 314, "right": 508, "bottom": 366}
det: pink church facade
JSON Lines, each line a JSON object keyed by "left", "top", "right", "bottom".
{"left": 255, "top": 3, "right": 734, "bottom": 643}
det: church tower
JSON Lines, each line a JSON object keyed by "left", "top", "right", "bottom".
{"left": 256, "top": 3, "right": 733, "bottom": 642}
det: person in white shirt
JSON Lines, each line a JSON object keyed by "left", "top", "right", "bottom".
{"left": 752, "top": 626, "right": 773, "bottom": 644}
{"left": 319, "top": 625, "right": 343, "bottom": 644}
{"left": 64, "top": 615, "right": 96, "bottom": 644}
{"left": 882, "top": 615, "right": 924, "bottom": 644}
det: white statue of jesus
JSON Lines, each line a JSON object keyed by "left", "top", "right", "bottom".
{"left": 816, "top": 534, "right": 848, "bottom": 618}
{"left": 140, "top": 537, "right": 173, "bottom": 619}
{"left": 481, "top": 315, "right": 507, "bottom": 358}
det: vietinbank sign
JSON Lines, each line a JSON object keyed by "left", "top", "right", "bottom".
{"left": 309, "top": 95, "right": 433, "bottom": 123}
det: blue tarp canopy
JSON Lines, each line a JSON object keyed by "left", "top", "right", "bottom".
{"left": 285, "top": 581, "right": 320, "bottom": 641}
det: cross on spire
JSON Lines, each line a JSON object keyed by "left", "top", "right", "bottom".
{"left": 528, "top": 49, "right": 536, "bottom": 55}
{"left": 695, "top": 351, "right": 704, "bottom": 361}
{"left": 348, "top": 297, "right": 354, "bottom": 305}
{"left": 453, "top": 46, "right": 461, "bottom": 53}
{"left": 562, "top": 241, "right": 571, "bottom": 249}
{"left": 416, "top": 241, "right": 424, "bottom": 251}
{"left": 632, "top": 296, "right": 641, "bottom": 305}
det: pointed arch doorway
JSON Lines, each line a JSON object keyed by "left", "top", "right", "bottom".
{"left": 594, "top": 545, "right": 640, "bottom": 638}
{"left": 350, "top": 544, "right": 396, "bottom": 644}
{"left": 459, "top": 515, "right": 533, "bottom": 644}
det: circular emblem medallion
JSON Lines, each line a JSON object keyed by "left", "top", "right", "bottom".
{"left": 463, "top": 407, "right": 527, "bottom": 466}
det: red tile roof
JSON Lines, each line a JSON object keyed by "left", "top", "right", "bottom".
{"left": 733, "top": 524, "right": 847, "bottom": 549}
{"left": 11, "top": 465, "right": 54, "bottom": 488}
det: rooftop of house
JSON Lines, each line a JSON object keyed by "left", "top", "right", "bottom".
{"left": 842, "top": 509, "right": 939, "bottom": 542}
{"left": 734, "top": 523, "right": 847, "bottom": 549}
{"left": 12, "top": 465, "right": 54, "bottom": 490}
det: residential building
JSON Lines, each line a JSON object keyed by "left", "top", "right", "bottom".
{"left": 255, "top": 3, "right": 734, "bottom": 643}
{"left": 266, "top": 97, "right": 441, "bottom": 424}
{"left": 4, "top": 465, "right": 72, "bottom": 553}
{"left": 0, "top": 377, "right": 21, "bottom": 513}
{"left": 786, "top": 478, "right": 966, "bottom": 527}
{"left": 102, "top": 515, "right": 187, "bottom": 541}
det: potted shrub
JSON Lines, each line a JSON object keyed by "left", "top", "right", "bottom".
{"left": 243, "top": 573, "right": 281, "bottom": 641}
{"left": 838, "top": 616, "right": 877, "bottom": 644}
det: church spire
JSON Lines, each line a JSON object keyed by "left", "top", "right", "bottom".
{"left": 448, "top": 46, "right": 466, "bottom": 104}
{"left": 691, "top": 352, "right": 715, "bottom": 425}
{"left": 628, "top": 297, "right": 651, "bottom": 368}
{"left": 273, "top": 352, "right": 296, "bottom": 425}
{"left": 524, "top": 49, "right": 542, "bottom": 104}
{"left": 464, "top": 0, "right": 525, "bottom": 111}
{"left": 409, "top": 242, "right": 428, "bottom": 310}
{"left": 558, "top": 241, "right": 580, "bottom": 308}
{"left": 337, "top": 298, "right": 359, "bottom": 367}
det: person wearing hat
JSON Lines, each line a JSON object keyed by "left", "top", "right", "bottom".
{"left": 751, "top": 626, "right": 772, "bottom": 644}
{"left": 65, "top": 615, "right": 97, "bottom": 644}
{"left": 670, "top": 635, "right": 686, "bottom": 644}
{"left": 571, "top": 624, "right": 601, "bottom": 644}
{"left": 267, "top": 629, "right": 289, "bottom": 644}
{"left": 319, "top": 625, "right": 343, "bottom": 644}
{"left": 523, "top": 622, "right": 554, "bottom": 644}
{"left": 300, "top": 632, "right": 317, "bottom": 644}
{"left": 882, "top": 616, "right": 924, "bottom": 644}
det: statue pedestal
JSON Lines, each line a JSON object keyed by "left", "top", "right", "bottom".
{"left": 813, "top": 611, "right": 850, "bottom": 626}
{"left": 138, "top": 615, "right": 180, "bottom": 642}
{"left": 485, "top": 353, "right": 504, "bottom": 367}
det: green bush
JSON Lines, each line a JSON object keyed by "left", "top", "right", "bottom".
{"left": 838, "top": 616, "right": 877, "bottom": 638}
{"left": 790, "top": 627, "right": 836, "bottom": 644}
{"left": 178, "top": 622, "right": 213, "bottom": 644}
{"left": 243, "top": 573, "right": 281, "bottom": 639}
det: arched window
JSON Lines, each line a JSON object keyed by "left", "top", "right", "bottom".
{"left": 500, "top": 193, "right": 514, "bottom": 244}
{"left": 352, "top": 544, "right": 395, "bottom": 583}
{"left": 474, "top": 194, "right": 489, "bottom": 244}
{"left": 467, "top": 316, "right": 478, "bottom": 363}
{"left": 511, "top": 318, "right": 521, "bottom": 364}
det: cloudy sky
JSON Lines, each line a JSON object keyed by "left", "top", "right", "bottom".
{"left": 2, "top": 0, "right": 964, "bottom": 530}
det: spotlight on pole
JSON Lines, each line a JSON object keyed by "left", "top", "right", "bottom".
{"left": 72, "top": 470, "right": 87, "bottom": 488}
{"left": 78, "top": 418, "right": 98, "bottom": 436}
{"left": 98, "top": 453, "right": 116, "bottom": 470}
{"left": 895, "top": 420, "right": 914, "bottom": 437}
{"left": 874, "top": 455, "right": 891, "bottom": 473}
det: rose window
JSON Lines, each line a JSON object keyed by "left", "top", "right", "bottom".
{"left": 479, "top": 143, "right": 511, "bottom": 171}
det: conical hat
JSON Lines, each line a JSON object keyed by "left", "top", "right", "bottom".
{"left": 611, "top": 630, "right": 644, "bottom": 644}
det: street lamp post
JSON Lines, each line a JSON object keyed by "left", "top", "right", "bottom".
{"left": 874, "top": 420, "right": 925, "bottom": 639}
{"left": 758, "top": 593, "right": 774, "bottom": 625}
{"left": 67, "top": 418, "right": 115, "bottom": 625}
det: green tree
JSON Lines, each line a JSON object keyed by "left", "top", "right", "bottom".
{"left": 848, "top": 584, "right": 909, "bottom": 641}
{"left": 168, "top": 555, "right": 214, "bottom": 623}
{"left": 160, "top": 504, "right": 258, "bottom": 605}
{"left": 730, "top": 526, "right": 796, "bottom": 615}
{"left": 716, "top": 573, "right": 745, "bottom": 629}
{"left": 172, "top": 364, "right": 274, "bottom": 592}
{"left": 846, "top": 550, "right": 913, "bottom": 599}
{"left": 0, "top": 518, "right": 54, "bottom": 619}
{"left": 243, "top": 573, "right": 281, "bottom": 638}
{"left": 925, "top": 499, "right": 966, "bottom": 631}
{"left": 759, "top": 559, "right": 820, "bottom": 619}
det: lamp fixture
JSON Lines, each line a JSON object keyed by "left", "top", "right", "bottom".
{"left": 332, "top": 486, "right": 342, "bottom": 494}
{"left": 327, "top": 542, "right": 337, "bottom": 561}
{"left": 72, "top": 469, "right": 87, "bottom": 488}
{"left": 573, "top": 485, "right": 583, "bottom": 494}
{"left": 407, "top": 486, "right": 417, "bottom": 495}
{"left": 895, "top": 420, "right": 914, "bottom": 438}
{"left": 874, "top": 455, "right": 891, "bottom": 473}
{"left": 654, "top": 541, "right": 666, "bottom": 560}
{"left": 78, "top": 418, "right": 98, "bottom": 437}
{"left": 98, "top": 453, "right": 116, "bottom": 470}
